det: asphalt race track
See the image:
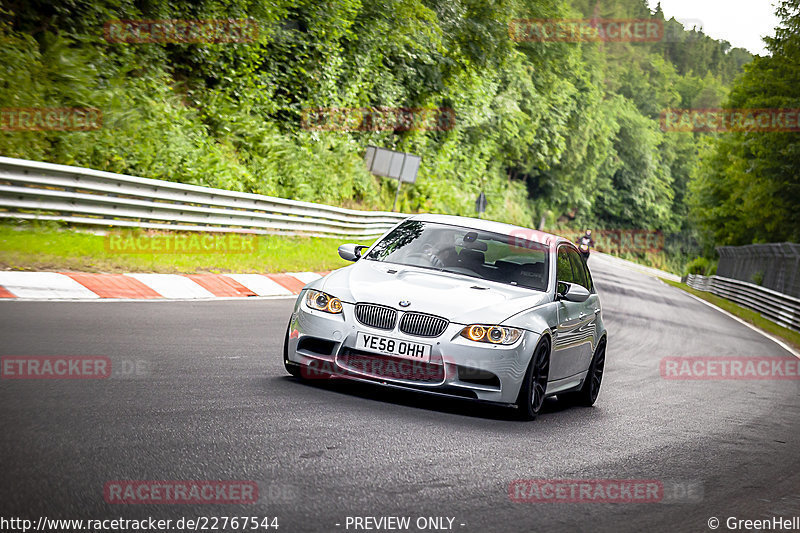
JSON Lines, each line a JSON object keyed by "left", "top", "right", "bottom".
{"left": 1, "top": 258, "right": 799, "bottom": 533}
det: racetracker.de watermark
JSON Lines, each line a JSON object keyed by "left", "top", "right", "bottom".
{"left": 1, "top": 356, "right": 111, "bottom": 379}
{"left": 104, "top": 19, "right": 259, "bottom": 44}
{"left": 1, "top": 108, "right": 102, "bottom": 131}
{"left": 105, "top": 231, "right": 258, "bottom": 254}
{"left": 560, "top": 229, "right": 664, "bottom": 254}
{"left": 509, "top": 19, "right": 663, "bottom": 42}
{"left": 509, "top": 479, "right": 663, "bottom": 503}
{"left": 0, "top": 356, "right": 150, "bottom": 380}
{"left": 660, "top": 108, "right": 800, "bottom": 132}
{"left": 104, "top": 481, "right": 258, "bottom": 504}
{"left": 300, "top": 356, "right": 444, "bottom": 381}
{"left": 508, "top": 228, "right": 663, "bottom": 254}
{"left": 301, "top": 107, "right": 456, "bottom": 132}
{"left": 660, "top": 357, "right": 800, "bottom": 380}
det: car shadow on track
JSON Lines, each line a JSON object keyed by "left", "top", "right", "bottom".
{"left": 273, "top": 375, "right": 584, "bottom": 422}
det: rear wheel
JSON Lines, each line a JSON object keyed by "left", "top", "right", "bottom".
{"left": 516, "top": 338, "right": 550, "bottom": 420}
{"left": 283, "top": 322, "right": 301, "bottom": 378}
{"left": 563, "top": 340, "right": 606, "bottom": 407}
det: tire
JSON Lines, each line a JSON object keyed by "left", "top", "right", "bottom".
{"left": 515, "top": 338, "right": 551, "bottom": 420}
{"left": 283, "top": 322, "right": 301, "bottom": 378}
{"left": 562, "top": 340, "right": 606, "bottom": 407}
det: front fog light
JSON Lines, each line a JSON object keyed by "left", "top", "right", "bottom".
{"left": 306, "top": 290, "right": 343, "bottom": 314}
{"left": 460, "top": 325, "right": 522, "bottom": 345}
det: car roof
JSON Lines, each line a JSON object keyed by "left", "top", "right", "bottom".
{"left": 406, "top": 213, "right": 569, "bottom": 247}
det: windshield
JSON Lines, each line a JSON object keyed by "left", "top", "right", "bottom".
{"left": 365, "top": 220, "right": 549, "bottom": 291}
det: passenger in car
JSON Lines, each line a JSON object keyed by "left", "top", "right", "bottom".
{"left": 458, "top": 248, "right": 485, "bottom": 273}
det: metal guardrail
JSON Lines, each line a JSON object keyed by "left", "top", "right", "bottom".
{"left": 717, "top": 243, "right": 800, "bottom": 299}
{"left": 0, "top": 156, "right": 408, "bottom": 238}
{"left": 686, "top": 274, "right": 800, "bottom": 332}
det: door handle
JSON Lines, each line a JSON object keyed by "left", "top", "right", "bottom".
{"left": 579, "top": 312, "right": 587, "bottom": 319}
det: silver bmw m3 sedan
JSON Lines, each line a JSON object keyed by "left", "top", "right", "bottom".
{"left": 283, "top": 214, "right": 607, "bottom": 419}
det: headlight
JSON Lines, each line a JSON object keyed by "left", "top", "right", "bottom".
{"left": 460, "top": 324, "right": 522, "bottom": 345}
{"left": 305, "top": 290, "right": 343, "bottom": 314}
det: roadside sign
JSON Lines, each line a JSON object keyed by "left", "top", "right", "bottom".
{"left": 364, "top": 146, "right": 419, "bottom": 183}
{"left": 364, "top": 146, "right": 422, "bottom": 211}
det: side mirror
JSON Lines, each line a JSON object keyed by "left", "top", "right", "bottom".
{"left": 557, "top": 282, "right": 590, "bottom": 302}
{"left": 338, "top": 243, "right": 367, "bottom": 262}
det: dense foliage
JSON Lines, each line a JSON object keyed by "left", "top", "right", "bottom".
{"left": 689, "top": 0, "right": 800, "bottom": 245}
{"left": 2, "top": 0, "right": 786, "bottom": 269}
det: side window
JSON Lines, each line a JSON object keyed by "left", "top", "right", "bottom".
{"left": 556, "top": 247, "right": 574, "bottom": 284}
{"left": 568, "top": 248, "right": 589, "bottom": 289}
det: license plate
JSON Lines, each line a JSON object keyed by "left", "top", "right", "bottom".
{"left": 355, "top": 332, "right": 431, "bottom": 362}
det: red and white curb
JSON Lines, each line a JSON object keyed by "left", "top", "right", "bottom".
{"left": 0, "top": 271, "right": 329, "bottom": 300}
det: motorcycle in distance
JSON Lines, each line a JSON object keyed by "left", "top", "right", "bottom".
{"left": 578, "top": 230, "right": 593, "bottom": 261}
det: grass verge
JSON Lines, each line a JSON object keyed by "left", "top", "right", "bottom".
{"left": 660, "top": 278, "right": 800, "bottom": 352}
{"left": 0, "top": 220, "right": 687, "bottom": 278}
{"left": 0, "top": 222, "right": 373, "bottom": 274}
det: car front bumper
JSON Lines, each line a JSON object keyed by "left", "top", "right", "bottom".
{"left": 284, "top": 294, "right": 542, "bottom": 405}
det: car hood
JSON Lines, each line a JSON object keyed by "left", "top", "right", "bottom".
{"left": 320, "top": 260, "right": 550, "bottom": 325}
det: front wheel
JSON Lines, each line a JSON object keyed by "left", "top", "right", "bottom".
{"left": 562, "top": 340, "right": 606, "bottom": 407}
{"left": 516, "top": 338, "right": 550, "bottom": 420}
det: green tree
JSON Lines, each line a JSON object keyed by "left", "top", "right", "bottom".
{"left": 690, "top": 0, "right": 800, "bottom": 244}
